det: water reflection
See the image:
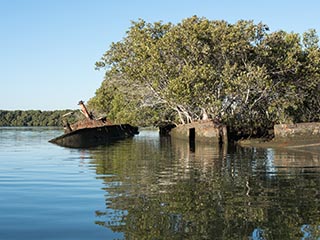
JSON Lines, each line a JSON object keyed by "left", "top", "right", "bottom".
{"left": 273, "top": 148, "right": 320, "bottom": 171}
{"left": 89, "top": 131, "right": 320, "bottom": 239}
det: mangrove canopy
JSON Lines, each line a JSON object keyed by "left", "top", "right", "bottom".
{"left": 90, "top": 16, "right": 320, "bottom": 137}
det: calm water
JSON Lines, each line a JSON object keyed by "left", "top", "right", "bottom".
{"left": 0, "top": 127, "right": 319, "bottom": 240}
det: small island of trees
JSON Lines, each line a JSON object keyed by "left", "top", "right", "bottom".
{"left": 1, "top": 16, "right": 319, "bottom": 138}
{"left": 89, "top": 16, "right": 320, "bottom": 138}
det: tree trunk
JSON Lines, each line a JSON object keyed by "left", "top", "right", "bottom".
{"left": 202, "top": 108, "right": 209, "bottom": 120}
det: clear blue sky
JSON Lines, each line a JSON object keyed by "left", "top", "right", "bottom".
{"left": 1, "top": 0, "right": 319, "bottom": 110}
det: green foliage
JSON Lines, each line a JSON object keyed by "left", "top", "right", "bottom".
{"left": 91, "top": 16, "right": 320, "bottom": 137}
{"left": 0, "top": 110, "right": 76, "bottom": 127}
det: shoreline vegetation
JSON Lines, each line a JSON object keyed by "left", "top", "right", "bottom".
{"left": 0, "top": 110, "right": 76, "bottom": 127}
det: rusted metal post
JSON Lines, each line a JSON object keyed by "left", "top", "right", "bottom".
{"left": 63, "top": 120, "right": 72, "bottom": 133}
{"left": 78, "top": 100, "right": 93, "bottom": 120}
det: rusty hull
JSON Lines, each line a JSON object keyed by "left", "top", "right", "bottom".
{"left": 49, "top": 124, "right": 139, "bottom": 148}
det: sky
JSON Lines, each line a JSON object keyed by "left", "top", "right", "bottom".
{"left": 1, "top": 0, "right": 320, "bottom": 110}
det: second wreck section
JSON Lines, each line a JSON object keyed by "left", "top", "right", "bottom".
{"left": 169, "top": 120, "right": 228, "bottom": 144}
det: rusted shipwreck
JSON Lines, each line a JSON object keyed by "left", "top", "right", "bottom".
{"left": 49, "top": 101, "right": 139, "bottom": 148}
{"left": 169, "top": 120, "right": 228, "bottom": 144}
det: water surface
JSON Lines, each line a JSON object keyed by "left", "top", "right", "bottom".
{"left": 0, "top": 127, "right": 319, "bottom": 239}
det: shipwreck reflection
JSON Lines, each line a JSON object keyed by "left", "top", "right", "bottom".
{"left": 88, "top": 131, "right": 320, "bottom": 239}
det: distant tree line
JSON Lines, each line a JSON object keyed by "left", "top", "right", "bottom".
{"left": 0, "top": 110, "right": 77, "bottom": 127}
{"left": 90, "top": 16, "right": 320, "bottom": 137}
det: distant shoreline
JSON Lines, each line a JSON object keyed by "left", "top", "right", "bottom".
{"left": 0, "top": 109, "right": 76, "bottom": 127}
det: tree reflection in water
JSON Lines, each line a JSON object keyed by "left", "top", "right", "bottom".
{"left": 89, "top": 131, "right": 320, "bottom": 239}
